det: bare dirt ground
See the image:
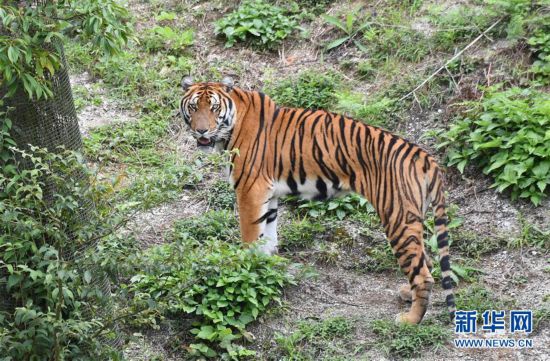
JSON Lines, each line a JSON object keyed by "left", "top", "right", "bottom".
{"left": 71, "top": 0, "right": 549, "bottom": 359}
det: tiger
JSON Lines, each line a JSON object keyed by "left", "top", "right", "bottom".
{"left": 179, "top": 76, "right": 456, "bottom": 324}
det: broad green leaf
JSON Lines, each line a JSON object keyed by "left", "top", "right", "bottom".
{"left": 326, "top": 36, "right": 350, "bottom": 50}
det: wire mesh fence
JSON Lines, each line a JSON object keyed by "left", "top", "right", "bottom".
{"left": 0, "top": 38, "right": 123, "bottom": 350}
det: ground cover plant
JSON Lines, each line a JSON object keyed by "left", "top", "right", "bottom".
{"left": 439, "top": 86, "right": 550, "bottom": 205}
{"left": 127, "top": 234, "right": 294, "bottom": 359}
{"left": 215, "top": 0, "right": 298, "bottom": 48}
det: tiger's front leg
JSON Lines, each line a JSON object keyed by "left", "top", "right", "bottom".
{"left": 236, "top": 184, "right": 278, "bottom": 255}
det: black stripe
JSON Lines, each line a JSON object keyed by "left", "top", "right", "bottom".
{"left": 434, "top": 217, "right": 447, "bottom": 226}
{"left": 446, "top": 294, "right": 455, "bottom": 304}
{"left": 442, "top": 276, "right": 453, "bottom": 290}
{"left": 253, "top": 208, "right": 278, "bottom": 224}
{"left": 287, "top": 174, "right": 298, "bottom": 195}
{"left": 315, "top": 178, "right": 328, "bottom": 200}
{"left": 440, "top": 255, "right": 451, "bottom": 272}
{"left": 408, "top": 253, "right": 424, "bottom": 282}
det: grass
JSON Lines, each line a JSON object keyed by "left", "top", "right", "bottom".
{"left": 83, "top": 115, "right": 170, "bottom": 165}
{"left": 264, "top": 70, "right": 340, "bottom": 110}
{"left": 371, "top": 318, "right": 450, "bottom": 358}
{"left": 452, "top": 229, "right": 507, "bottom": 259}
{"left": 509, "top": 217, "right": 550, "bottom": 249}
{"left": 275, "top": 317, "right": 358, "bottom": 360}
{"left": 203, "top": 179, "right": 236, "bottom": 210}
{"left": 280, "top": 217, "right": 326, "bottom": 251}
{"left": 171, "top": 210, "right": 240, "bottom": 242}
{"left": 455, "top": 285, "right": 515, "bottom": 321}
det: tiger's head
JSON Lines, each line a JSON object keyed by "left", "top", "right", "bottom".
{"left": 179, "top": 76, "right": 237, "bottom": 151}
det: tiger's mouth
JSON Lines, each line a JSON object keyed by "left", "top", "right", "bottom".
{"left": 197, "top": 137, "right": 215, "bottom": 147}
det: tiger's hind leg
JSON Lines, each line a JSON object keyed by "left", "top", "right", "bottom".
{"left": 389, "top": 221, "right": 434, "bottom": 324}
{"left": 398, "top": 251, "right": 433, "bottom": 303}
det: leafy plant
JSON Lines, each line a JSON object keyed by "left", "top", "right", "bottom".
{"left": 215, "top": 0, "right": 297, "bottom": 48}
{"left": 128, "top": 235, "right": 294, "bottom": 359}
{"left": 322, "top": 12, "right": 370, "bottom": 51}
{"left": 265, "top": 70, "right": 339, "bottom": 110}
{"left": 121, "top": 162, "right": 201, "bottom": 210}
{"left": 428, "top": 4, "right": 494, "bottom": 52}
{"left": 372, "top": 319, "right": 450, "bottom": 358}
{"left": 0, "top": 0, "right": 132, "bottom": 99}
{"left": 438, "top": 86, "right": 550, "bottom": 205}
{"left": 297, "top": 194, "right": 374, "bottom": 220}
{"left": 0, "top": 142, "right": 129, "bottom": 359}
{"left": 362, "top": 242, "right": 397, "bottom": 273}
{"left": 528, "top": 28, "right": 550, "bottom": 83}
{"left": 84, "top": 115, "right": 170, "bottom": 164}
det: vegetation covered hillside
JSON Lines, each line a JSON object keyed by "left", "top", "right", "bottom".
{"left": 1, "top": 0, "right": 549, "bottom": 360}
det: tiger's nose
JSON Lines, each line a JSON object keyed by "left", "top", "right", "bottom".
{"left": 196, "top": 129, "right": 208, "bottom": 134}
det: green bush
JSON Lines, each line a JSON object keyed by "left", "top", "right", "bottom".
{"left": 128, "top": 236, "right": 294, "bottom": 359}
{"left": 0, "top": 142, "right": 126, "bottom": 359}
{"left": 372, "top": 319, "right": 450, "bottom": 358}
{"left": 528, "top": 28, "right": 550, "bottom": 82}
{"left": 171, "top": 210, "right": 239, "bottom": 243}
{"left": 322, "top": 12, "right": 370, "bottom": 52}
{"left": 266, "top": 70, "right": 339, "bottom": 110}
{"left": 439, "top": 86, "right": 550, "bottom": 205}
{"left": 215, "top": 0, "right": 297, "bottom": 48}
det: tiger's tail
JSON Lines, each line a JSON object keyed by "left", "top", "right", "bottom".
{"left": 431, "top": 169, "right": 456, "bottom": 322}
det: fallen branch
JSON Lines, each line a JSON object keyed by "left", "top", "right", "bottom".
{"left": 398, "top": 17, "right": 503, "bottom": 102}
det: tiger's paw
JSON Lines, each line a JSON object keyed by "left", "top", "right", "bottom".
{"left": 398, "top": 284, "right": 412, "bottom": 302}
{"left": 395, "top": 312, "right": 419, "bottom": 325}
{"left": 258, "top": 241, "right": 278, "bottom": 256}
{"left": 395, "top": 312, "right": 418, "bottom": 325}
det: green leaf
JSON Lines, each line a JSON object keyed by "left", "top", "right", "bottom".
{"left": 327, "top": 35, "right": 350, "bottom": 50}
{"left": 7, "top": 46, "right": 19, "bottom": 63}
{"left": 83, "top": 270, "right": 92, "bottom": 284}
{"left": 456, "top": 159, "right": 467, "bottom": 173}
{"left": 322, "top": 15, "right": 348, "bottom": 33}
{"left": 196, "top": 325, "right": 216, "bottom": 340}
{"left": 532, "top": 160, "right": 550, "bottom": 178}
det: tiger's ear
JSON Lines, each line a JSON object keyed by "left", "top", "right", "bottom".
{"left": 221, "top": 76, "right": 234, "bottom": 92}
{"left": 181, "top": 76, "right": 194, "bottom": 91}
